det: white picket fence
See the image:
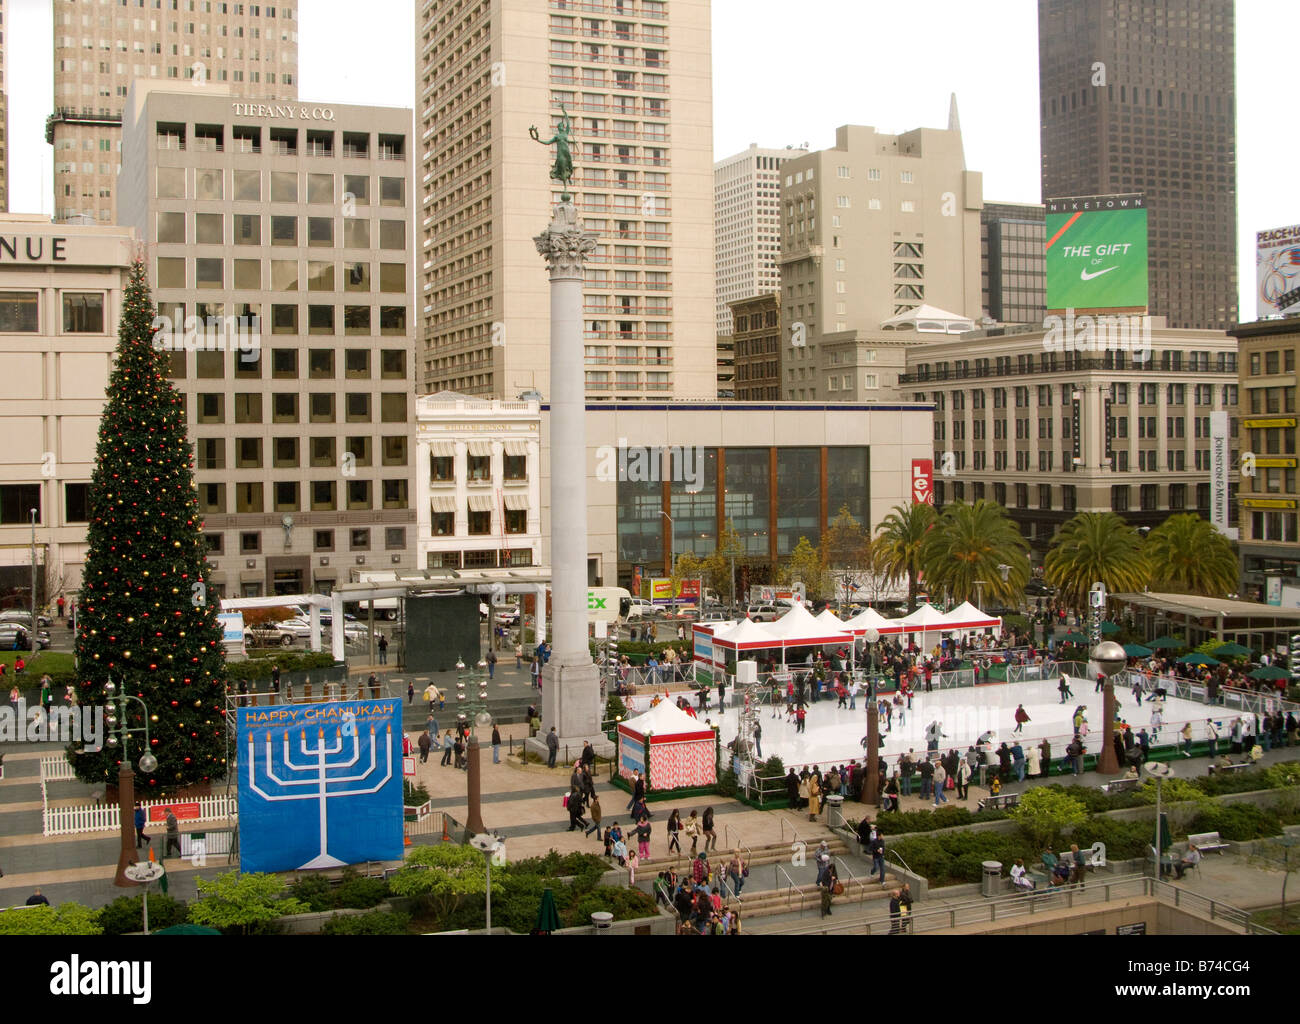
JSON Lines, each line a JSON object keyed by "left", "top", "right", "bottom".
{"left": 40, "top": 755, "right": 77, "bottom": 782}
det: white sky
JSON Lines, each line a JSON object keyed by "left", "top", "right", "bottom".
{"left": 8, "top": 0, "right": 1299, "bottom": 317}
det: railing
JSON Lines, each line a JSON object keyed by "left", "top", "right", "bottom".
{"left": 41, "top": 755, "right": 77, "bottom": 782}
{"left": 774, "top": 863, "right": 810, "bottom": 918}
{"left": 43, "top": 794, "right": 236, "bottom": 838}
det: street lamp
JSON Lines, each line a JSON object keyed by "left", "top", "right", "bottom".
{"left": 29, "top": 508, "right": 38, "bottom": 654}
{"left": 660, "top": 511, "right": 675, "bottom": 577}
{"left": 103, "top": 680, "right": 157, "bottom": 887}
{"left": 468, "top": 832, "right": 504, "bottom": 932}
{"left": 1145, "top": 760, "right": 1172, "bottom": 878}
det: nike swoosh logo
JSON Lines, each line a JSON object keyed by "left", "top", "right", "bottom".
{"left": 1081, "top": 266, "right": 1118, "bottom": 281}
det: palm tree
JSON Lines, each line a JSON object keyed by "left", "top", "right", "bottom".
{"left": 1044, "top": 512, "right": 1150, "bottom": 609}
{"left": 874, "top": 502, "right": 937, "bottom": 611}
{"left": 1144, "top": 514, "right": 1238, "bottom": 596}
{"left": 919, "top": 500, "right": 1030, "bottom": 606}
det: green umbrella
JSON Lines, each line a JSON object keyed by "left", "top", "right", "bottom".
{"left": 1249, "top": 665, "right": 1291, "bottom": 681}
{"left": 533, "top": 887, "right": 561, "bottom": 934}
{"left": 1147, "top": 636, "right": 1184, "bottom": 650}
{"left": 1100, "top": 621, "right": 1122, "bottom": 635}
{"left": 1210, "top": 642, "right": 1254, "bottom": 658}
{"left": 1123, "top": 643, "right": 1153, "bottom": 658}
{"left": 1176, "top": 652, "right": 1220, "bottom": 667}
{"left": 1061, "top": 631, "right": 1089, "bottom": 644}
{"left": 152, "top": 924, "right": 221, "bottom": 935}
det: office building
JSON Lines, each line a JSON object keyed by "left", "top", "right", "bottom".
{"left": 48, "top": 0, "right": 298, "bottom": 224}
{"left": 714, "top": 143, "right": 801, "bottom": 336}
{"left": 778, "top": 113, "right": 983, "bottom": 402}
{"left": 415, "top": 0, "right": 716, "bottom": 401}
{"left": 0, "top": 215, "right": 135, "bottom": 597}
{"left": 118, "top": 85, "right": 415, "bottom": 599}
{"left": 1038, "top": 0, "right": 1238, "bottom": 331}
{"left": 730, "top": 292, "right": 780, "bottom": 400}
{"left": 414, "top": 396, "right": 933, "bottom": 591}
{"left": 981, "top": 201, "right": 1045, "bottom": 324}
{"left": 1230, "top": 317, "right": 1300, "bottom": 604}
{"left": 0, "top": 0, "right": 8, "bottom": 213}
{"left": 904, "top": 319, "right": 1239, "bottom": 555}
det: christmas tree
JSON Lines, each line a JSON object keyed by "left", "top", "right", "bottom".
{"left": 72, "top": 260, "right": 227, "bottom": 792}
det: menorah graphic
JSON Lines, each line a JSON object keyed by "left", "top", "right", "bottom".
{"left": 247, "top": 722, "right": 394, "bottom": 870}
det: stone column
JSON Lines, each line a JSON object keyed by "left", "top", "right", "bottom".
{"left": 533, "top": 200, "right": 604, "bottom": 747}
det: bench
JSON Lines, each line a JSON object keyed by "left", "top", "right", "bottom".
{"left": 977, "top": 791, "right": 1021, "bottom": 812}
{"left": 1207, "top": 761, "right": 1252, "bottom": 776}
{"left": 1186, "top": 831, "right": 1229, "bottom": 854}
{"left": 1101, "top": 777, "right": 1141, "bottom": 794}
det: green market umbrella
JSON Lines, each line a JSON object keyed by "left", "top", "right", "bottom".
{"left": 1123, "top": 644, "right": 1153, "bottom": 658}
{"left": 1210, "top": 642, "right": 1254, "bottom": 658}
{"left": 1061, "top": 631, "right": 1090, "bottom": 644}
{"left": 533, "top": 887, "right": 561, "bottom": 934}
{"left": 152, "top": 924, "right": 221, "bottom": 935}
{"left": 1100, "top": 621, "right": 1122, "bottom": 635}
{"left": 1176, "top": 652, "right": 1221, "bottom": 667}
{"left": 1249, "top": 665, "right": 1291, "bottom": 681}
{"left": 1147, "top": 636, "right": 1184, "bottom": 650}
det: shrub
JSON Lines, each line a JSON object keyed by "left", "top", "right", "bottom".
{"left": 1070, "top": 817, "right": 1154, "bottom": 860}
{"left": 404, "top": 780, "right": 430, "bottom": 806}
{"left": 1263, "top": 762, "right": 1300, "bottom": 789}
{"left": 287, "top": 875, "right": 334, "bottom": 913}
{"left": 320, "top": 910, "right": 410, "bottom": 935}
{"left": 96, "top": 893, "right": 190, "bottom": 935}
{"left": 564, "top": 885, "right": 658, "bottom": 928}
{"left": 188, "top": 871, "right": 306, "bottom": 935}
{"left": 1010, "top": 787, "right": 1088, "bottom": 849}
{"left": 332, "top": 869, "right": 389, "bottom": 910}
{"left": 1185, "top": 804, "right": 1283, "bottom": 842}
{"left": 715, "top": 767, "right": 738, "bottom": 797}
{"left": 604, "top": 694, "right": 629, "bottom": 723}
{"left": 1195, "top": 768, "right": 1274, "bottom": 797}
{"left": 1133, "top": 777, "right": 1213, "bottom": 810}
{"left": 0, "top": 904, "right": 102, "bottom": 936}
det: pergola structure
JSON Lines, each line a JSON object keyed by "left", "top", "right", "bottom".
{"left": 1110, "top": 592, "right": 1300, "bottom": 656}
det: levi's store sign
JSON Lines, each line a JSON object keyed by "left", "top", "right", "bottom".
{"left": 911, "top": 459, "right": 934, "bottom": 505}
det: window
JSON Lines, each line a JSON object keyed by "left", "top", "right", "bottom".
{"left": 431, "top": 456, "right": 454, "bottom": 482}
{"left": 311, "top": 481, "right": 336, "bottom": 511}
{"left": 234, "top": 214, "right": 261, "bottom": 244}
{"left": 271, "top": 215, "right": 297, "bottom": 246}
{"left": 347, "top": 480, "right": 371, "bottom": 510}
{"left": 195, "top": 168, "right": 223, "bottom": 200}
{"left": 468, "top": 454, "right": 490, "bottom": 481}
{"left": 379, "top": 220, "right": 405, "bottom": 249}
{"left": 385, "top": 528, "right": 406, "bottom": 551}
{"left": 314, "top": 529, "right": 334, "bottom": 552}
{"left": 468, "top": 510, "right": 491, "bottom": 535}
{"left": 307, "top": 173, "right": 333, "bottom": 204}
{"left": 234, "top": 169, "right": 260, "bottom": 200}
{"left": 309, "top": 394, "right": 335, "bottom": 423}
{"left": 307, "top": 217, "right": 333, "bottom": 247}
{"left": 240, "top": 531, "right": 261, "bottom": 554}
{"left": 1111, "top": 485, "right": 1130, "bottom": 512}
{"left": 157, "top": 211, "right": 185, "bottom": 243}
{"left": 157, "top": 167, "right": 186, "bottom": 199}
{"left": 196, "top": 258, "right": 223, "bottom": 289}
{"left": 382, "top": 480, "right": 408, "bottom": 509}
{"left": 380, "top": 264, "right": 405, "bottom": 292}
{"left": 157, "top": 257, "right": 186, "bottom": 288}
{"left": 381, "top": 393, "right": 407, "bottom": 422}
{"left": 62, "top": 293, "right": 105, "bottom": 333}
{"left": 380, "top": 176, "right": 404, "bottom": 206}
{"left": 350, "top": 529, "right": 370, "bottom": 551}
{"left": 271, "top": 170, "right": 298, "bottom": 202}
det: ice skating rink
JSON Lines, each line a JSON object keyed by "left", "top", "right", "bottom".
{"left": 622, "top": 673, "right": 1217, "bottom": 770}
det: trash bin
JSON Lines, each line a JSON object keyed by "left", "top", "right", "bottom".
{"left": 825, "top": 794, "right": 845, "bottom": 827}
{"left": 981, "top": 860, "right": 1002, "bottom": 898}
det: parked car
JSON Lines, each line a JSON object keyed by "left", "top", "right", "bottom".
{"left": 1024, "top": 580, "right": 1057, "bottom": 598}
{"left": 746, "top": 604, "right": 780, "bottom": 622}
{"left": 626, "top": 598, "right": 652, "bottom": 619}
{"left": 478, "top": 603, "right": 520, "bottom": 626}
{"left": 0, "top": 610, "right": 52, "bottom": 629}
{"left": 0, "top": 624, "right": 51, "bottom": 650}
{"left": 698, "top": 610, "right": 732, "bottom": 624}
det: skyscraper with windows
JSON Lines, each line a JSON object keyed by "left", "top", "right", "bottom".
{"left": 118, "top": 84, "right": 415, "bottom": 598}
{"left": 981, "top": 201, "right": 1045, "bottom": 325}
{"left": 48, "top": 0, "right": 298, "bottom": 224}
{"left": 1, "top": 0, "right": 8, "bottom": 213}
{"left": 414, "top": 0, "right": 715, "bottom": 400}
{"left": 1038, "top": 0, "right": 1237, "bottom": 330}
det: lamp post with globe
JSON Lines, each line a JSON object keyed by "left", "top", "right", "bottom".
{"left": 102, "top": 680, "right": 157, "bottom": 887}
{"left": 1091, "top": 638, "right": 1127, "bottom": 775}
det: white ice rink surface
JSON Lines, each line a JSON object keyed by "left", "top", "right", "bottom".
{"left": 622, "top": 674, "right": 1223, "bottom": 771}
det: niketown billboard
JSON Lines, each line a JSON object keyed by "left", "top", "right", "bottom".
{"left": 1045, "top": 194, "right": 1149, "bottom": 313}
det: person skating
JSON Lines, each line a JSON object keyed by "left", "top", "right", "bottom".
{"left": 1013, "top": 703, "right": 1030, "bottom": 734}
{"left": 1058, "top": 675, "right": 1073, "bottom": 703}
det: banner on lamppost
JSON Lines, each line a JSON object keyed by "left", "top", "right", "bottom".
{"left": 911, "top": 459, "right": 934, "bottom": 505}
{"left": 1209, "top": 411, "right": 1236, "bottom": 539}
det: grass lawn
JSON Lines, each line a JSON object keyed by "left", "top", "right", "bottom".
{"left": 1250, "top": 905, "right": 1300, "bottom": 934}
{"left": 0, "top": 650, "right": 75, "bottom": 674}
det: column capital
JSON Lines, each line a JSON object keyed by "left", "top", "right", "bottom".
{"left": 534, "top": 200, "right": 596, "bottom": 280}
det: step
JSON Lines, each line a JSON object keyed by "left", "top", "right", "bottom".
{"left": 722, "top": 878, "right": 899, "bottom": 919}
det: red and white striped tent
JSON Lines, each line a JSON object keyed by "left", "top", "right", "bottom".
{"left": 617, "top": 699, "right": 717, "bottom": 791}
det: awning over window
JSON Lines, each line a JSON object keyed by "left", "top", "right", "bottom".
{"left": 504, "top": 493, "right": 531, "bottom": 510}
{"left": 431, "top": 495, "right": 456, "bottom": 514}
{"left": 429, "top": 441, "right": 455, "bottom": 457}
{"left": 504, "top": 440, "right": 529, "bottom": 457}
{"left": 467, "top": 441, "right": 492, "bottom": 457}
{"left": 468, "top": 494, "right": 494, "bottom": 512}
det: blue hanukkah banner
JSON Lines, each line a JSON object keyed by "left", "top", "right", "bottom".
{"left": 237, "top": 699, "right": 403, "bottom": 873}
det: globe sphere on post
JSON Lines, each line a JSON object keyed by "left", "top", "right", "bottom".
{"left": 1091, "top": 639, "right": 1127, "bottom": 678}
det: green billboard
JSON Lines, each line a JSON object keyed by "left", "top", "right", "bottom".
{"left": 1045, "top": 194, "right": 1148, "bottom": 312}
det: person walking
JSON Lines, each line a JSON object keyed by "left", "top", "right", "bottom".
{"left": 627, "top": 770, "right": 645, "bottom": 813}
{"left": 417, "top": 729, "right": 432, "bottom": 764}
{"left": 406, "top": 681, "right": 414, "bottom": 704}
{"left": 932, "top": 761, "right": 948, "bottom": 805}
{"left": 377, "top": 633, "right": 389, "bottom": 665}
{"left": 726, "top": 849, "right": 747, "bottom": 899}
{"left": 491, "top": 723, "right": 501, "bottom": 764}
{"left": 485, "top": 648, "right": 497, "bottom": 681}
{"left": 918, "top": 757, "right": 934, "bottom": 800}
{"left": 440, "top": 730, "right": 454, "bottom": 766}
{"left": 567, "top": 787, "right": 587, "bottom": 832}
{"left": 869, "top": 829, "right": 886, "bottom": 885}
{"left": 134, "top": 803, "right": 149, "bottom": 849}
{"left": 546, "top": 726, "right": 559, "bottom": 768}
{"left": 585, "top": 794, "right": 603, "bottom": 839}
{"left": 530, "top": 657, "right": 541, "bottom": 688}
{"left": 1013, "top": 703, "right": 1030, "bottom": 734}
{"left": 1012, "top": 741, "right": 1026, "bottom": 783}
{"left": 685, "top": 810, "right": 701, "bottom": 854}
{"left": 702, "top": 806, "right": 717, "bottom": 852}
{"left": 666, "top": 809, "right": 682, "bottom": 855}
{"left": 635, "top": 815, "right": 652, "bottom": 862}
{"left": 956, "top": 756, "right": 972, "bottom": 800}
{"left": 164, "top": 807, "right": 181, "bottom": 858}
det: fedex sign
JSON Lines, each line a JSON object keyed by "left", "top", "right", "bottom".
{"left": 911, "top": 459, "right": 934, "bottom": 505}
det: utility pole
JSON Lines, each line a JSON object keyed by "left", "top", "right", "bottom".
{"left": 29, "top": 508, "right": 38, "bottom": 654}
